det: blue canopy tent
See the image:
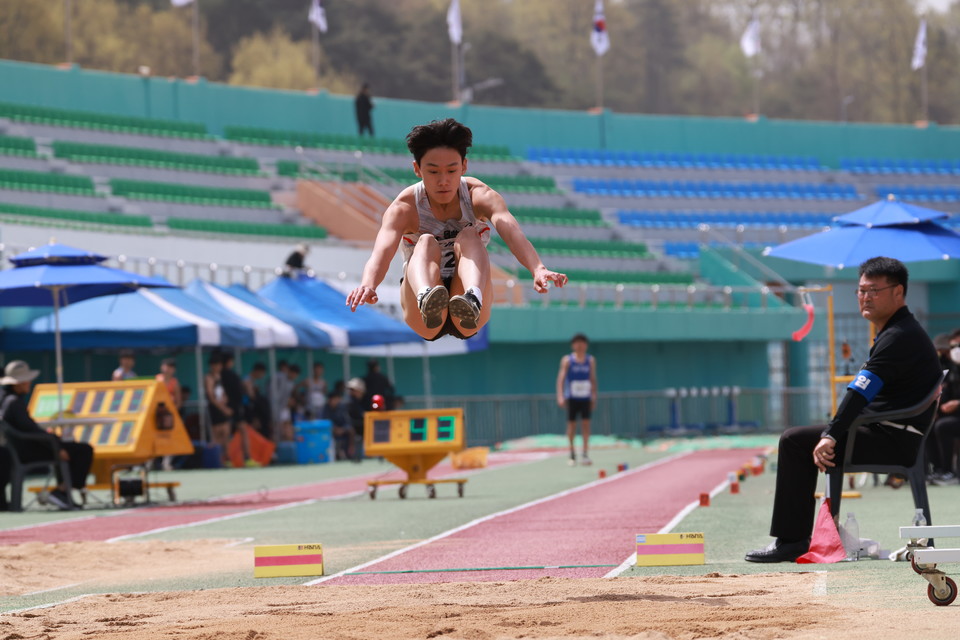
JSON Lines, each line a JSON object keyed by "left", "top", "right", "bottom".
{"left": 184, "top": 280, "right": 335, "bottom": 350}
{"left": 224, "top": 283, "right": 346, "bottom": 349}
{"left": 258, "top": 276, "right": 418, "bottom": 347}
{"left": 0, "top": 288, "right": 256, "bottom": 351}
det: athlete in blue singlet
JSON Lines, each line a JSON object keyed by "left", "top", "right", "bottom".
{"left": 556, "top": 333, "right": 597, "bottom": 466}
{"left": 346, "top": 118, "right": 567, "bottom": 340}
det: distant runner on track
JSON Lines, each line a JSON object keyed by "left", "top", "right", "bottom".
{"left": 346, "top": 118, "right": 567, "bottom": 340}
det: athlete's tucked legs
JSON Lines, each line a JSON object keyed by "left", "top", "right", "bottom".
{"left": 448, "top": 226, "right": 492, "bottom": 334}
{"left": 401, "top": 235, "right": 447, "bottom": 339}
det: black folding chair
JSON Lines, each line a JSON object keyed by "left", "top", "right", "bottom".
{"left": 0, "top": 420, "right": 72, "bottom": 512}
{"left": 828, "top": 370, "right": 948, "bottom": 529}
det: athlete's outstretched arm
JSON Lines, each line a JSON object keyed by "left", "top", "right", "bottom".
{"left": 475, "top": 183, "right": 567, "bottom": 293}
{"left": 346, "top": 203, "right": 410, "bottom": 311}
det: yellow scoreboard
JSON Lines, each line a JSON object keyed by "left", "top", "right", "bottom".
{"left": 364, "top": 408, "right": 465, "bottom": 457}
{"left": 29, "top": 380, "right": 194, "bottom": 485}
{"left": 363, "top": 408, "right": 467, "bottom": 499}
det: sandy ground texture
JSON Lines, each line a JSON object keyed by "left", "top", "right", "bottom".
{"left": 3, "top": 541, "right": 960, "bottom": 639}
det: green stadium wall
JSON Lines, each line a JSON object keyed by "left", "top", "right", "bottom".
{"left": 1, "top": 59, "right": 958, "bottom": 167}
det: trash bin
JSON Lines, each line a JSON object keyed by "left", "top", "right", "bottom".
{"left": 294, "top": 420, "right": 333, "bottom": 464}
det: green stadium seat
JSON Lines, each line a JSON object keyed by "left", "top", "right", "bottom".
{"left": 0, "top": 102, "right": 207, "bottom": 138}
{"left": 167, "top": 217, "right": 327, "bottom": 239}
{"left": 0, "top": 202, "right": 152, "bottom": 228}
{"left": 52, "top": 141, "right": 259, "bottom": 175}
{"left": 110, "top": 179, "right": 274, "bottom": 208}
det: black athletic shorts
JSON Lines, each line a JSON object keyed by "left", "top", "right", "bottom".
{"left": 567, "top": 398, "right": 592, "bottom": 421}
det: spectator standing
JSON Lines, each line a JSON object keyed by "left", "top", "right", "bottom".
{"left": 354, "top": 83, "right": 374, "bottom": 137}
{"left": 363, "top": 359, "right": 395, "bottom": 410}
{"left": 303, "top": 362, "right": 328, "bottom": 419}
{"left": 156, "top": 358, "right": 182, "bottom": 471}
{"left": 283, "top": 244, "right": 309, "bottom": 278}
{"left": 322, "top": 391, "right": 354, "bottom": 460}
{"left": 344, "top": 378, "right": 367, "bottom": 461}
{"left": 244, "top": 362, "right": 272, "bottom": 439}
{"left": 204, "top": 352, "right": 232, "bottom": 466}
{"left": 0, "top": 360, "right": 93, "bottom": 510}
{"left": 556, "top": 333, "right": 597, "bottom": 466}
{"left": 926, "top": 329, "right": 960, "bottom": 484}
{"left": 112, "top": 349, "right": 137, "bottom": 381}
{"left": 221, "top": 352, "right": 256, "bottom": 467}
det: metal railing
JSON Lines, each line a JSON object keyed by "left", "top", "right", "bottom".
{"left": 400, "top": 386, "right": 833, "bottom": 447}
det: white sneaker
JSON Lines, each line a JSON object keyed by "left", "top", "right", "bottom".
{"left": 417, "top": 286, "right": 449, "bottom": 329}
{"left": 568, "top": 453, "right": 577, "bottom": 467}
{"left": 580, "top": 455, "right": 592, "bottom": 466}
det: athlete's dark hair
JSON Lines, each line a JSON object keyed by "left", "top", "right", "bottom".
{"left": 859, "top": 256, "right": 908, "bottom": 296}
{"left": 571, "top": 333, "right": 589, "bottom": 344}
{"left": 406, "top": 118, "right": 472, "bottom": 164}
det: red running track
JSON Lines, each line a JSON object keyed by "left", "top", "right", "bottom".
{"left": 0, "top": 452, "right": 547, "bottom": 545}
{"left": 320, "top": 448, "right": 763, "bottom": 585}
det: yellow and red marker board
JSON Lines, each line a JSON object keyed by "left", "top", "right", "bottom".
{"left": 635, "top": 532, "right": 705, "bottom": 567}
{"left": 254, "top": 543, "right": 324, "bottom": 578}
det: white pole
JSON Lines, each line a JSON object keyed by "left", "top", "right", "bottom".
{"left": 192, "top": 0, "right": 200, "bottom": 77}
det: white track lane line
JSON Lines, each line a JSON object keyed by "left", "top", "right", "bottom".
{"left": 604, "top": 475, "right": 734, "bottom": 578}
{"left": 5, "top": 593, "right": 95, "bottom": 614}
{"left": 305, "top": 451, "right": 692, "bottom": 585}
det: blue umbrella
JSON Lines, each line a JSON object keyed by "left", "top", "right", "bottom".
{"left": 764, "top": 221, "right": 960, "bottom": 269}
{"left": 0, "top": 242, "right": 174, "bottom": 415}
{"left": 831, "top": 195, "right": 950, "bottom": 228}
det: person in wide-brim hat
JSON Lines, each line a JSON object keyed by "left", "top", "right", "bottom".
{"left": 0, "top": 360, "right": 40, "bottom": 386}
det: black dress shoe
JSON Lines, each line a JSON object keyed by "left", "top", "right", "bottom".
{"left": 744, "top": 538, "right": 810, "bottom": 563}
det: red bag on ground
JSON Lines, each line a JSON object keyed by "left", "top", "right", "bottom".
{"left": 796, "top": 497, "right": 846, "bottom": 564}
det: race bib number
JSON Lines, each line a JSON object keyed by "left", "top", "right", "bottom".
{"left": 570, "top": 380, "right": 592, "bottom": 398}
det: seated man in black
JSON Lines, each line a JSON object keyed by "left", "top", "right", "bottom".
{"left": 746, "top": 257, "right": 942, "bottom": 562}
{"left": 0, "top": 360, "right": 94, "bottom": 510}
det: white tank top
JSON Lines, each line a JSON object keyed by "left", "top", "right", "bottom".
{"left": 400, "top": 178, "right": 491, "bottom": 279}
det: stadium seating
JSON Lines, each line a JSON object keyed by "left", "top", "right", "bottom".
{"left": 617, "top": 210, "right": 834, "bottom": 229}
{"left": 841, "top": 157, "right": 960, "bottom": 176}
{"left": 530, "top": 148, "right": 822, "bottom": 172}
{"left": 0, "top": 168, "right": 95, "bottom": 195}
{"left": 510, "top": 206, "right": 609, "bottom": 227}
{"left": 0, "top": 202, "right": 152, "bottom": 228}
{"left": 874, "top": 185, "right": 960, "bottom": 203}
{"left": 0, "top": 135, "right": 38, "bottom": 157}
{"left": 53, "top": 141, "right": 261, "bottom": 175}
{"left": 490, "top": 235, "right": 650, "bottom": 259}
{"left": 509, "top": 267, "right": 693, "bottom": 285}
{"left": 226, "top": 126, "right": 517, "bottom": 162}
{"left": 0, "top": 101, "right": 208, "bottom": 138}
{"left": 109, "top": 179, "right": 275, "bottom": 208}
{"left": 572, "top": 178, "right": 859, "bottom": 200}
{"left": 167, "top": 217, "right": 326, "bottom": 239}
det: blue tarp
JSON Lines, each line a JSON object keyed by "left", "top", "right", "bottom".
{"left": 258, "top": 276, "right": 418, "bottom": 347}
{"left": 0, "top": 288, "right": 256, "bottom": 350}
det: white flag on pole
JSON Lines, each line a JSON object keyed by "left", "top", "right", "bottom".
{"left": 171, "top": 0, "right": 194, "bottom": 6}
{"left": 309, "top": 0, "right": 328, "bottom": 33}
{"left": 911, "top": 19, "right": 927, "bottom": 71}
{"left": 591, "top": 0, "right": 610, "bottom": 57}
{"left": 740, "top": 17, "right": 761, "bottom": 58}
{"left": 447, "top": 0, "right": 463, "bottom": 45}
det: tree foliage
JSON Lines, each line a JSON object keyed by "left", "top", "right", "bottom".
{"left": 6, "top": 0, "right": 960, "bottom": 124}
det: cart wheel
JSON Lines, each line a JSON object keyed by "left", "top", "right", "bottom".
{"left": 398, "top": 485, "right": 407, "bottom": 499}
{"left": 457, "top": 483, "right": 464, "bottom": 498}
{"left": 368, "top": 486, "right": 377, "bottom": 500}
{"left": 927, "top": 577, "right": 958, "bottom": 606}
{"left": 427, "top": 485, "right": 437, "bottom": 499}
